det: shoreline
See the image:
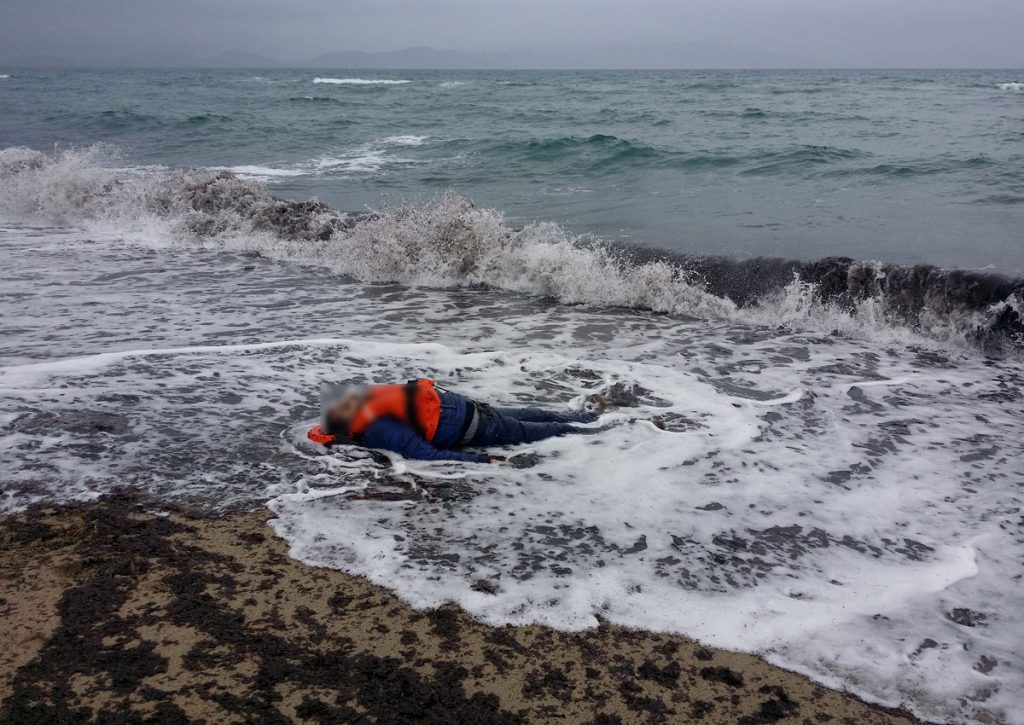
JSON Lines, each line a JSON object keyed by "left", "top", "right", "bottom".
{"left": 0, "top": 494, "right": 922, "bottom": 723}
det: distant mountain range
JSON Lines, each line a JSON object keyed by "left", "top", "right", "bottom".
{"left": 2, "top": 43, "right": 817, "bottom": 70}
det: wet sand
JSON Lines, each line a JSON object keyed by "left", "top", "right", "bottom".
{"left": 0, "top": 494, "right": 921, "bottom": 723}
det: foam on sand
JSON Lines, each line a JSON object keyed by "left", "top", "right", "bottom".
{"left": 264, "top": 341, "right": 1022, "bottom": 725}
{"left": 1, "top": 499, "right": 920, "bottom": 722}
{"left": 1, "top": 323, "right": 1020, "bottom": 722}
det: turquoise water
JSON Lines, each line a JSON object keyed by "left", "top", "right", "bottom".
{"left": 2, "top": 68, "right": 1022, "bottom": 270}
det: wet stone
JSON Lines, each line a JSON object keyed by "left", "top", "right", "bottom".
{"left": 946, "top": 608, "right": 988, "bottom": 627}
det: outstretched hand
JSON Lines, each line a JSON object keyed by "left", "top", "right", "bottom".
{"left": 488, "top": 453, "right": 540, "bottom": 468}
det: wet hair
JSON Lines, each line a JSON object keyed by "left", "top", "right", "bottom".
{"left": 319, "top": 385, "right": 364, "bottom": 439}
{"left": 320, "top": 409, "right": 339, "bottom": 437}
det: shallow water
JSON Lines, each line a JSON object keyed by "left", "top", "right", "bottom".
{"left": 0, "top": 223, "right": 1021, "bottom": 723}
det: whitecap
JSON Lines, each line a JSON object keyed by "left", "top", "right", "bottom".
{"left": 312, "top": 152, "right": 390, "bottom": 174}
{"left": 995, "top": 81, "right": 1023, "bottom": 91}
{"left": 312, "top": 77, "right": 412, "bottom": 85}
{"left": 381, "top": 135, "right": 428, "bottom": 146}
{"left": 214, "top": 146, "right": 418, "bottom": 180}
{"left": 217, "top": 164, "right": 306, "bottom": 180}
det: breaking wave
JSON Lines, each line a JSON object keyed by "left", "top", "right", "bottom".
{"left": 312, "top": 77, "right": 412, "bottom": 85}
{"left": 996, "top": 81, "right": 1023, "bottom": 91}
{"left": 1, "top": 145, "right": 1021, "bottom": 353}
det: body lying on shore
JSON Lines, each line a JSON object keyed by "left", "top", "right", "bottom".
{"left": 311, "top": 379, "right": 604, "bottom": 463}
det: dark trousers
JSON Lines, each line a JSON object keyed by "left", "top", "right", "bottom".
{"left": 469, "top": 404, "right": 594, "bottom": 446}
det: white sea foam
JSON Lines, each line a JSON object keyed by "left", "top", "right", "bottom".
{"left": 259, "top": 338, "right": 1022, "bottom": 725}
{"left": 0, "top": 74, "right": 9, "bottom": 79}
{"left": 995, "top": 81, "right": 1023, "bottom": 91}
{"left": 312, "top": 148, "right": 416, "bottom": 174}
{"left": 218, "top": 164, "right": 307, "bottom": 180}
{"left": 312, "top": 77, "right": 412, "bottom": 85}
{"left": 439, "top": 81, "right": 466, "bottom": 88}
{"left": 213, "top": 143, "right": 418, "bottom": 181}
{"left": 245, "top": 76, "right": 303, "bottom": 84}
{"left": 381, "top": 135, "right": 428, "bottom": 146}
{"left": 0, "top": 252, "right": 1020, "bottom": 725}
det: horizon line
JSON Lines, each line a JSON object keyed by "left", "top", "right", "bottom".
{"left": 2, "top": 64, "right": 1022, "bottom": 71}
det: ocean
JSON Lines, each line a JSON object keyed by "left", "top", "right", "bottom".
{"left": 1, "top": 68, "right": 1023, "bottom": 723}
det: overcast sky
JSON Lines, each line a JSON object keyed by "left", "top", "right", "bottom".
{"left": 3, "top": 0, "right": 1022, "bottom": 67}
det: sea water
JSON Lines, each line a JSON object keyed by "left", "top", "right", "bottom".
{"left": 2, "top": 68, "right": 1023, "bottom": 271}
{"left": 1, "top": 69, "right": 1023, "bottom": 723}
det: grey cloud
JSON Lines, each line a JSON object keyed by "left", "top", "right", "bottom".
{"left": 1, "top": 0, "right": 1021, "bottom": 67}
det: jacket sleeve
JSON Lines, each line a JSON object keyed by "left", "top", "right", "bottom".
{"left": 361, "top": 419, "right": 490, "bottom": 463}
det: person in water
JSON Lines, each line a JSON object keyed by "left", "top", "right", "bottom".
{"left": 308, "top": 378, "right": 604, "bottom": 463}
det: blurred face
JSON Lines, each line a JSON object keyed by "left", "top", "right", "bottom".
{"left": 327, "top": 392, "right": 364, "bottom": 431}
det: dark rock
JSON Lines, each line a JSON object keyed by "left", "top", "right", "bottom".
{"left": 700, "top": 666, "right": 744, "bottom": 688}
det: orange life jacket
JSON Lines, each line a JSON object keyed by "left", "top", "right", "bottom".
{"left": 348, "top": 379, "right": 442, "bottom": 441}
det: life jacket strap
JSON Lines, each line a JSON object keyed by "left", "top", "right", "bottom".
{"left": 405, "top": 379, "right": 428, "bottom": 440}
{"left": 458, "top": 402, "right": 480, "bottom": 445}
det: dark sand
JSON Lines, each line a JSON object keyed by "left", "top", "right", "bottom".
{"left": 0, "top": 494, "right": 922, "bottom": 723}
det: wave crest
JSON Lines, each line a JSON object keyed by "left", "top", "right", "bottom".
{"left": 1, "top": 145, "right": 1021, "bottom": 353}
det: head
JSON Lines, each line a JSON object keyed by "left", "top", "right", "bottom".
{"left": 322, "top": 390, "right": 366, "bottom": 437}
